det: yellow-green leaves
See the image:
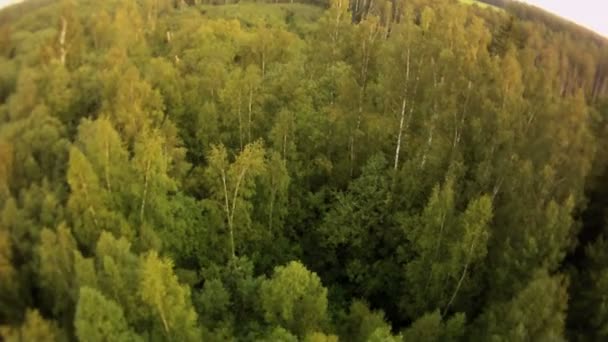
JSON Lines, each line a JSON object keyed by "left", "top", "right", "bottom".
{"left": 206, "top": 141, "right": 266, "bottom": 259}
{"left": 36, "top": 224, "right": 79, "bottom": 317}
{"left": 260, "top": 261, "right": 328, "bottom": 337}
{"left": 139, "top": 251, "right": 199, "bottom": 341}
{"left": 0, "top": 309, "right": 59, "bottom": 342}
{"left": 67, "top": 147, "right": 105, "bottom": 249}
{"left": 405, "top": 179, "right": 493, "bottom": 316}
{"left": 402, "top": 310, "right": 465, "bottom": 342}
{"left": 75, "top": 287, "right": 142, "bottom": 342}
{"left": 474, "top": 271, "right": 568, "bottom": 341}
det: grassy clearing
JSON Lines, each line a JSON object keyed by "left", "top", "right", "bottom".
{"left": 199, "top": 3, "right": 323, "bottom": 34}
{"left": 459, "top": 0, "right": 501, "bottom": 11}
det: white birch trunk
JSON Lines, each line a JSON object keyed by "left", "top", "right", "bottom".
{"left": 59, "top": 16, "right": 67, "bottom": 65}
{"left": 394, "top": 48, "right": 411, "bottom": 170}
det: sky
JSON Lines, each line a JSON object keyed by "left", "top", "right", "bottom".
{"left": 0, "top": 0, "right": 22, "bottom": 10}
{"left": 517, "top": 0, "right": 607, "bottom": 37}
{"left": 0, "top": 0, "right": 606, "bottom": 37}
{"left": 0, "top": 0, "right": 20, "bottom": 6}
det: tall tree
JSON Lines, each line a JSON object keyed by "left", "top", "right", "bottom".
{"left": 0, "top": 309, "right": 60, "bottom": 342}
{"left": 74, "top": 286, "right": 142, "bottom": 342}
{"left": 205, "top": 142, "right": 266, "bottom": 260}
{"left": 404, "top": 178, "right": 492, "bottom": 317}
{"left": 36, "top": 224, "right": 79, "bottom": 322}
{"left": 139, "top": 251, "right": 200, "bottom": 341}
{"left": 260, "top": 261, "right": 328, "bottom": 337}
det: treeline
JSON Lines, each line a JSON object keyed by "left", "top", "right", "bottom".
{"left": 488, "top": 0, "right": 608, "bottom": 101}
{"left": 0, "top": 0, "right": 607, "bottom": 340}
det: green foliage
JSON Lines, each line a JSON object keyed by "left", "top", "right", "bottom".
{"left": 404, "top": 179, "right": 493, "bottom": 317}
{"left": 262, "top": 326, "right": 299, "bottom": 341}
{"left": 0, "top": 309, "right": 60, "bottom": 342}
{"left": 199, "top": 3, "right": 323, "bottom": 34}
{"left": 0, "top": 228, "right": 19, "bottom": 321}
{"left": 473, "top": 271, "right": 568, "bottom": 341}
{"left": 195, "top": 278, "right": 231, "bottom": 328}
{"left": 260, "top": 261, "right": 328, "bottom": 337}
{"left": 205, "top": 141, "right": 266, "bottom": 260}
{"left": 302, "top": 331, "right": 339, "bottom": 342}
{"left": 94, "top": 232, "right": 142, "bottom": 324}
{"left": 200, "top": 256, "right": 265, "bottom": 337}
{"left": 568, "top": 237, "right": 608, "bottom": 340}
{"left": 74, "top": 287, "right": 142, "bottom": 342}
{"left": 402, "top": 310, "right": 466, "bottom": 342}
{"left": 0, "top": 0, "right": 606, "bottom": 340}
{"left": 139, "top": 251, "right": 200, "bottom": 341}
{"left": 338, "top": 300, "right": 396, "bottom": 342}
{"left": 36, "top": 224, "right": 79, "bottom": 319}
{"left": 315, "top": 154, "right": 398, "bottom": 303}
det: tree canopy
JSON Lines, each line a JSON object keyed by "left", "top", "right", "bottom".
{"left": 1, "top": 0, "right": 607, "bottom": 340}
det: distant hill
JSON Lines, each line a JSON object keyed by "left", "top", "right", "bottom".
{"left": 479, "top": 0, "right": 607, "bottom": 42}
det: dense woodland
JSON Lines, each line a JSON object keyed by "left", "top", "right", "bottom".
{"left": 1, "top": 0, "right": 608, "bottom": 340}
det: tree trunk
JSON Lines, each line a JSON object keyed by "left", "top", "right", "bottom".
{"left": 420, "top": 114, "right": 434, "bottom": 169}
{"left": 424, "top": 211, "right": 447, "bottom": 293}
{"left": 248, "top": 86, "right": 253, "bottom": 144}
{"left": 78, "top": 173, "right": 99, "bottom": 229}
{"left": 394, "top": 48, "right": 410, "bottom": 170}
{"left": 140, "top": 159, "right": 151, "bottom": 224}
{"left": 227, "top": 168, "right": 249, "bottom": 259}
{"left": 159, "top": 305, "right": 169, "bottom": 334}
{"left": 421, "top": 63, "right": 439, "bottom": 169}
{"left": 238, "top": 89, "right": 243, "bottom": 151}
{"left": 283, "top": 130, "right": 287, "bottom": 161}
{"left": 104, "top": 139, "right": 112, "bottom": 193}
{"left": 443, "top": 222, "right": 483, "bottom": 316}
{"left": 350, "top": 23, "right": 379, "bottom": 176}
{"left": 269, "top": 188, "right": 275, "bottom": 232}
{"left": 220, "top": 169, "right": 235, "bottom": 259}
{"left": 452, "top": 80, "right": 472, "bottom": 152}
{"left": 331, "top": 0, "right": 344, "bottom": 58}
{"left": 261, "top": 52, "right": 266, "bottom": 78}
{"left": 59, "top": 16, "right": 67, "bottom": 65}
{"left": 394, "top": 97, "right": 407, "bottom": 171}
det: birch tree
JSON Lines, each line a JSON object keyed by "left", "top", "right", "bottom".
{"left": 75, "top": 287, "right": 142, "bottom": 342}
{"left": 205, "top": 142, "right": 266, "bottom": 260}
{"left": 404, "top": 179, "right": 492, "bottom": 317}
{"left": 139, "top": 251, "right": 199, "bottom": 341}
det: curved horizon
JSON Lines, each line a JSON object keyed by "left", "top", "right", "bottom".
{"left": 1, "top": 0, "right": 606, "bottom": 38}
{"left": 517, "top": 0, "right": 608, "bottom": 38}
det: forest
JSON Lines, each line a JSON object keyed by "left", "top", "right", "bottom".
{"left": 0, "top": 0, "right": 608, "bottom": 340}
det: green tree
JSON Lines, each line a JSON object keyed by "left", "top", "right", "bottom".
{"left": 303, "top": 331, "right": 339, "bottom": 342}
{"left": 205, "top": 142, "right": 266, "bottom": 260}
{"left": 404, "top": 178, "right": 492, "bottom": 317}
{"left": 36, "top": 224, "right": 78, "bottom": 320}
{"left": 338, "top": 300, "right": 395, "bottom": 342}
{"left": 568, "top": 237, "right": 608, "bottom": 340}
{"left": 316, "top": 154, "right": 397, "bottom": 300}
{"left": 139, "top": 251, "right": 200, "bottom": 341}
{"left": 260, "top": 261, "right": 328, "bottom": 337}
{"left": 473, "top": 271, "right": 568, "bottom": 341}
{"left": 0, "top": 309, "right": 59, "bottom": 342}
{"left": 200, "top": 256, "right": 264, "bottom": 338}
{"left": 402, "top": 310, "right": 465, "bottom": 342}
{"left": 74, "top": 287, "right": 142, "bottom": 342}
{"left": 0, "top": 228, "right": 19, "bottom": 321}
{"left": 95, "top": 232, "right": 145, "bottom": 328}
